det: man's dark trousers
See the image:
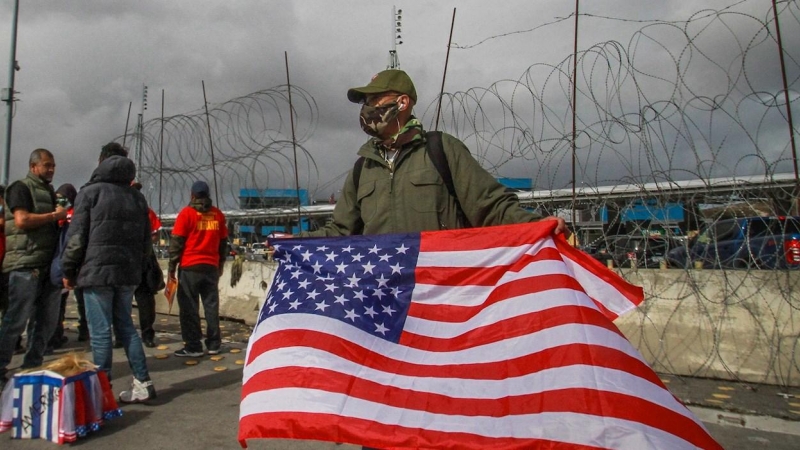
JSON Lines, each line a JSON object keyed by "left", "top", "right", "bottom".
{"left": 176, "top": 266, "right": 220, "bottom": 353}
{"left": 0, "top": 269, "right": 61, "bottom": 379}
{"left": 135, "top": 284, "right": 156, "bottom": 343}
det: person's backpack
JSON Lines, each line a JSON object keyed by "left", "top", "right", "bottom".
{"left": 49, "top": 223, "right": 69, "bottom": 286}
{"left": 142, "top": 245, "right": 166, "bottom": 293}
{"left": 352, "top": 131, "right": 472, "bottom": 228}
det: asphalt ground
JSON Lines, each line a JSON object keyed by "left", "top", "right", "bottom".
{"left": 0, "top": 298, "right": 798, "bottom": 449}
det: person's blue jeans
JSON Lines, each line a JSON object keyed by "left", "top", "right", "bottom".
{"left": 83, "top": 285, "right": 150, "bottom": 382}
{"left": 0, "top": 268, "right": 62, "bottom": 379}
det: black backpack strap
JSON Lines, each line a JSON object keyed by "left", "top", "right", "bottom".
{"left": 425, "top": 131, "right": 472, "bottom": 228}
{"left": 350, "top": 156, "right": 366, "bottom": 234}
{"left": 352, "top": 156, "right": 365, "bottom": 190}
{"left": 352, "top": 134, "right": 471, "bottom": 228}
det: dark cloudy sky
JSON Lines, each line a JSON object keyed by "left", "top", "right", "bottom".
{"left": 0, "top": 0, "right": 796, "bottom": 208}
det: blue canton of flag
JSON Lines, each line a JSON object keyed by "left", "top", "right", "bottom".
{"left": 260, "top": 234, "right": 421, "bottom": 343}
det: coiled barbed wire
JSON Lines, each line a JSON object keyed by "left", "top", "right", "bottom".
{"left": 123, "top": 1, "right": 799, "bottom": 388}
{"left": 119, "top": 85, "right": 319, "bottom": 215}
{"left": 428, "top": 0, "right": 800, "bottom": 388}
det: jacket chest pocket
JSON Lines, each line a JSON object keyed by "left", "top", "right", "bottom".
{"left": 357, "top": 180, "right": 379, "bottom": 223}
{"left": 407, "top": 169, "right": 444, "bottom": 213}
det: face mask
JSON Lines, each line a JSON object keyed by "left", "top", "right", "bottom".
{"left": 359, "top": 101, "right": 400, "bottom": 137}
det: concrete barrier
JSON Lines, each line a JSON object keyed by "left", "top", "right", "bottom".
{"left": 615, "top": 268, "right": 800, "bottom": 387}
{"left": 156, "top": 260, "right": 800, "bottom": 387}
{"left": 154, "top": 259, "right": 276, "bottom": 326}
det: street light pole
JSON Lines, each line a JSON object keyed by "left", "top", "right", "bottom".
{"left": 2, "top": 0, "right": 21, "bottom": 186}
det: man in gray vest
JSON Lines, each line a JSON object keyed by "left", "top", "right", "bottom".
{"left": 0, "top": 148, "right": 67, "bottom": 389}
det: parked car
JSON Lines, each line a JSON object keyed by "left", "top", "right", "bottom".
{"left": 667, "top": 216, "right": 800, "bottom": 269}
{"left": 250, "top": 243, "right": 269, "bottom": 259}
{"left": 579, "top": 234, "right": 681, "bottom": 269}
{"left": 578, "top": 236, "right": 617, "bottom": 265}
{"left": 608, "top": 235, "right": 681, "bottom": 268}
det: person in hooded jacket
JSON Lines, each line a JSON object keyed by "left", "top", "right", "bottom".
{"left": 61, "top": 154, "right": 156, "bottom": 403}
{"left": 168, "top": 180, "right": 228, "bottom": 358}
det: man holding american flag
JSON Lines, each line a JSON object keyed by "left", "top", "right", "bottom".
{"left": 238, "top": 69, "right": 721, "bottom": 449}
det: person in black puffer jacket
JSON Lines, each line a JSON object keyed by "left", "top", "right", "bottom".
{"left": 61, "top": 154, "right": 157, "bottom": 404}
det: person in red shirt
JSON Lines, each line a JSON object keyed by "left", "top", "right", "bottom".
{"left": 168, "top": 181, "right": 228, "bottom": 357}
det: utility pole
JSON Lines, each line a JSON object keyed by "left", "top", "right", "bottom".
{"left": 571, "top": 0, "right": 580, "bottom": 236}
{"left": 387, "top": 6, "right": 403, "bottom": 69}
{"left": 2, "top": 0, "right": 21, "bottom": 186}
{"left": 771, "top": 0, "right": 799, "bottom": 214}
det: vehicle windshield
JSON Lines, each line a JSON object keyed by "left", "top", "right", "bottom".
{"left": 615, "top": 237, "right": 643, "bottom": 251}
{"left": 696, "top": 220, "right": 739, "bottom": 244}
{"left": 746, "top": 218, "right": 771, "bottom": 238}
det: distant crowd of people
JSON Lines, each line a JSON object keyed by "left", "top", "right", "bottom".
{"left": 0, "top": 142, "right": 228, "bottom": 404}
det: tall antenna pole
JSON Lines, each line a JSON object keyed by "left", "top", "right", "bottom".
{"left": 136, "top": 84, "right": 148, "bottom": 179}
{"left": 159, "top": 89, "right": 165, "bottom": 217}
{"left": 434, "top": 8, "right": 456, "bottom": 132}
{"left": 201, "top": 80, "right": 220, "bottom": 206}
{"left": 571, "top": 0, "right": 580, "bottom": 233}
{"left": 387, "top": 6, "right": 403, "bottom": 69}
{"left": 285, "top": 51, "right": 302, "bottom": 232}
{"left": 2, "top": 0, "right": 21, "bottom": 186}
{"left": 135, "top": 114, "right": 143, "bottom": 174}
{"left": 122, "top": 101, "right": 132, "bottom": 148}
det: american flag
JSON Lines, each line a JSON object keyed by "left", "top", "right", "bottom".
{"left": 239, "top": 222, "right": 721, "bottom": 449}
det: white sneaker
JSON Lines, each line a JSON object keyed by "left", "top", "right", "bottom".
{"left": 118, "top": 378, "right": 156, "bottom": 403}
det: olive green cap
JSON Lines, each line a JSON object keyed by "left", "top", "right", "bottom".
{"left": 347, "top": 69, "right": 417, "bottom": 104}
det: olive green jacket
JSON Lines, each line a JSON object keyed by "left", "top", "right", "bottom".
{"left": 305, "top": 132, "right": 541, "bottom": 237}
{"left": 3, "top": 173, "right": 58, "bottom": 272}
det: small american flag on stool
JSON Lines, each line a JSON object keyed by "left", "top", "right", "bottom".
{"left": 1, "top": 368, "right": 121, "bottom": 444}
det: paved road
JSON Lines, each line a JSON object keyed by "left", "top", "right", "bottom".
{"left": 2, "top": 306, "right": 799, "bottom": 449}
